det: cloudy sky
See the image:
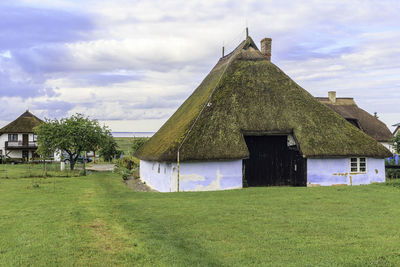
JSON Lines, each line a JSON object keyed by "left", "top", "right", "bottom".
{"left": 0, "top": 0, "right": 399, "bottom": 132}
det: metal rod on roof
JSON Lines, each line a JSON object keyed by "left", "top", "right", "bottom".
{"left": 222, "top": 46, "right": 225, "bottom": 57}
{"left": 246, "top": 27, "right": 249, "bottom": 38}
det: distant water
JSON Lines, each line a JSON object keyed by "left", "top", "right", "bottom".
{"left": 112, "top": 132, "right": 155, "bottom": 138}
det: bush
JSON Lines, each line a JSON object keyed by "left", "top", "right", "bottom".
{"left": 386, "top": 156, "right": 399, "bottom": 166}
{"left": 115, "top": 167, "right": 132, "bottom": 180}
{"left": 115, "top": 155, "right": 139, "bottom": 170}
{"left": 386, "top": 168, "right": 400, "bottom": 179}
{"left": 115, "top": 155, "right": 140, "bottom": 180}
{"left": 385, "top": 156, "right": 400, "bottom": 179}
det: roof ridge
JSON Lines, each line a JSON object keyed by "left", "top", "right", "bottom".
{"left": 212, "top": 36, "right": 264, "bottom": 72}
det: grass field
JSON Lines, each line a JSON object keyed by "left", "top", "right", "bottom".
{"left": 114, "top": 137, "right": 149, "bottom": 156}
{"left": 1, "top": 168, "right": 400, "bottom": 266}
{"left": 114, "top": 137, "right": 134, "bottom": 155}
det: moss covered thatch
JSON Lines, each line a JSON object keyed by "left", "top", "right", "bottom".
{"left": 0, "top": 110, "right": 43, "bottom": 134}
{"left": 136, "top": 37, "right": 391, "bottom": 162}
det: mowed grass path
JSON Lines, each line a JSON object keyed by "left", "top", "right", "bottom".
{"left": 1, "top": 173, "right": 400, "bottom": 266}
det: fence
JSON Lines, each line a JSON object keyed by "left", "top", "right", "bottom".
{"left": 0, "top": 161, "right": 86, "bottom": 179}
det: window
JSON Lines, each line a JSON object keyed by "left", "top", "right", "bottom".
{"left": 33, "top": 134, "right": 38, "bottom": 141}
{"left": 350, "top": 157, "right": 366, "bottom": 173}
{"left": 8, "top": 134, "right": 18, "bottom": 142}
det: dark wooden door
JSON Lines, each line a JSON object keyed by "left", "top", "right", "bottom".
{"left": 243, "top": 135, "right": 306, "bottom": 187}
{"left": 23, "top": 134, "right": 28, "bottom": 146}
{"left": 22, "top": 150, "right": 29, "bottom": 160}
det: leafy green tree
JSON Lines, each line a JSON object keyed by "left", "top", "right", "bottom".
{"left": 35, "top": 121, "right": 57, "bottom": 160}
{"left": 392, "top": 132, "right": 400, "bottom": 154}
{"left": 35, "top": 113, "right": 110, "bottom": 170}
{"left": 35, "top": 120, "right": 58, "bottom": 177}
{"left": 84, "top": 119, "right": 108, "bottom": 164}
{"left": 99, "top": 133, "right": 121, "bottom": 161}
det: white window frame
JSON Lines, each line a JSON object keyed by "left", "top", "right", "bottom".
{"left": 350, "top": 157, "right": 367, "bottom": 173}
{"left": 8, "top": 134, "right": 18, "bottom": 142}
{"left": 33, "top": 134, "right": 38, "bottom": 142}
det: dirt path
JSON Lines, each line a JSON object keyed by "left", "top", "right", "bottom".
{"left": 86, "top": 164, "right": 115, "bottom": 172}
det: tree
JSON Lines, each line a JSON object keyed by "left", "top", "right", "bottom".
{"left": 99, "top": 132, "right": 121, "bottom": 161}
{"left": 34, "top": 113, "right": 110, "bottom": 170}
{"left": 35, "top": 120, "right": 58, "bottom": 176}
{"left": 392, "top": 132, "right": 400, "bottom": 154}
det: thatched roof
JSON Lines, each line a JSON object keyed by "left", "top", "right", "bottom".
{"left": 316, "top": 97, "right": 393, "bottom": 142}
{"left": 0, "top": 110, "right": 43, "bottom": 134}
{"left": 136, "top": 36, "right": 391, "bottom": 162}
{"left": 394, "top": 123, "right": 400, "bottom": 135}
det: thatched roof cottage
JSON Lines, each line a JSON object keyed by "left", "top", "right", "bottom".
{"left": 393, "top": 123, "right": 400, "bottom": 136}
{"left": 317, "top": 92, "right": 393, "bottom": 152}
{"left": 136, "top": 35, "right": 391, "bottom": 192}
{"left": 0, "top": 110, "right": 42, "bottom": 160}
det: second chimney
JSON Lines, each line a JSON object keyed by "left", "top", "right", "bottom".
{"left": 261, "top": 38, "right": 272, "bottom": 61}
{"left": 328, "top": 91, "right": 336, "bottom": 103}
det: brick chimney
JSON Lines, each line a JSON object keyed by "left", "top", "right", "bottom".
{"left": 261, "top": 38, "right": 272, "bottom": 61}
{"left": 328, "top": 91, "right": 336, "bottom": 103}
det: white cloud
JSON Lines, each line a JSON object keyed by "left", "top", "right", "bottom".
{"left": 0, "top": 0, "right": 399, "bottom": 131}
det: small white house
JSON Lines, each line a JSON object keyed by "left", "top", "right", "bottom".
{"left": 0, "top": 110, "right": 42, "bottom": 160}
{"left": 135, "top": 35, "right": 392, "bottom": 192}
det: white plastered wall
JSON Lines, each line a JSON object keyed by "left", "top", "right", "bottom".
{"left": 307, "top": 158, "right": 386, "bottom": 186}
{"left": 140, "top": 160, "right": 243, "bottom": 192}
{"left": 0, "top": 133, "right": 38, "bottom": 159}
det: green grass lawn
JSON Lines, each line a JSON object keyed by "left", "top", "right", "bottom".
{"left": 1, "top": 169, "right": 400, "bottom": 266}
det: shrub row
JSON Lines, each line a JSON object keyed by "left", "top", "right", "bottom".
{"left": 386, "top": 156, "right": 400, "bottom": 179}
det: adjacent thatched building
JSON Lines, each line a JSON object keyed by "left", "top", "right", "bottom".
{"left": 394, "top": 123, "right": 400, "bottom": 136}
{"left": 0, "top": 110, "right": 43, "bottom": 160}
{"left": 136, "top": 35, "right": 392, "bottom": 192}
{"left": 317, "top": 92, "right": 393, "bottom": 152}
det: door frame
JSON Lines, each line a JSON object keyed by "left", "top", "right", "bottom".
{"left": 241, "top": 131, "right": 306, "bottom": 187}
